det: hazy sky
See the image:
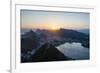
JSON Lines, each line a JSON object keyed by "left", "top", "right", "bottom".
{"left": 21, "top": 10, "right": 89, "bottom": 30}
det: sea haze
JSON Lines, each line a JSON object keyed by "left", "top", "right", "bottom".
{"left": 76, "top": 29, "right": 89, "bottom": 35}
{"left": 21, "top": 28, "right": 89, "bottom": 35}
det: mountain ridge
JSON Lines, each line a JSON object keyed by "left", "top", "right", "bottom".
{"left": 21, "top": 43, "right": 73, "bottom": 63}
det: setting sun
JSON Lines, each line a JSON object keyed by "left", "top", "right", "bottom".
{"left": 51, "top": 26, "right": 59, "bottom": 30}
{"left": 49, "top": 24, "right": 60, "bottom": 30}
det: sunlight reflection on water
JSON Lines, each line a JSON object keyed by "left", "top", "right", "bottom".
{"left": 57, "top": 42, "right": 89, "bottom": 60}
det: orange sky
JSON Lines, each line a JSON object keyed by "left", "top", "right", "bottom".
{"left": 21, "top": 10, "right": 89, "bottom": 30}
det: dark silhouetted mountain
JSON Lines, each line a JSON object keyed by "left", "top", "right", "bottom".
{"left": 21, "top": 28, "right": 89, "bottom": 63}
{"left": 21, "top": 30, "right": 40, "bottom": 53}
{"left": 36, "top": 28, "right": 89, "bottom": 48}
{"left": 58, "top": 28, "right": 89, "bottom": 48}
{"left": 21, "top": 43, "right": 73, "bottom": 62}
{"left": 21, "top": 28, "right": 89, "bottom": 52}
{"left": 59, "top": 28, "right": 88, "bottom": 39}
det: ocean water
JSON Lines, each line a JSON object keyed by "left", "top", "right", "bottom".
{"left": 57, "top": 42, "right": 89, "bottom": 60}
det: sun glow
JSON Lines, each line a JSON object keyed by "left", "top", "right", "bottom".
{"left": 49, "top": 24, "right": 60, "bottom": 30}
{"left": 51, "top": 26, "right": 59, "bottom": 30}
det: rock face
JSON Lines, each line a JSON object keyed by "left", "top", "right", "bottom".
{"left": 21, "top": 30, "right": 40, "bottom": 53}
{"left": 21, "top": 43, "right": 73, "bottom": 63}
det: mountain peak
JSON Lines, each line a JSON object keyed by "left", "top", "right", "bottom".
{"left": 30, "top": 43, "right": 73, "bottom": 62}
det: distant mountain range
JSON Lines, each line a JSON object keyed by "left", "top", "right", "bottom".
{"left": 22, "top": 28, "right": 89, "bottom": 46}
{"left": 21, "top": 28, "right": 89, "bottom": 62}
{"left": 76, "top": 29, "right": 89, "bottom": 35}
